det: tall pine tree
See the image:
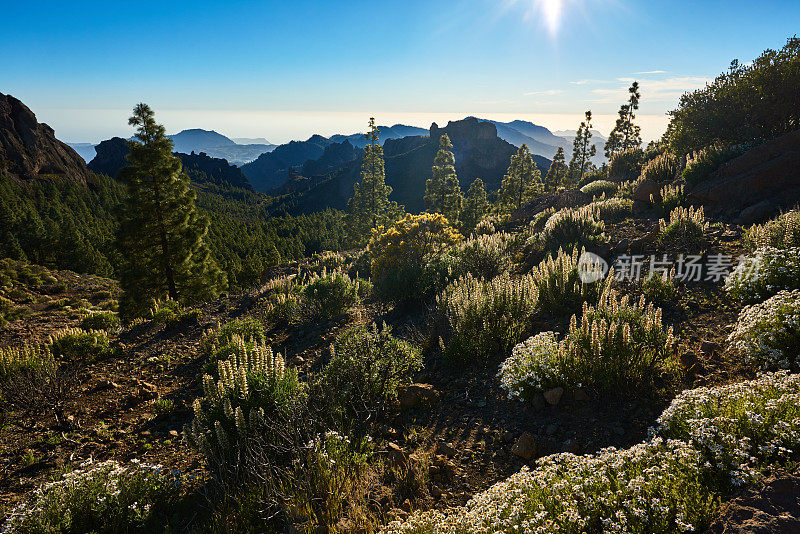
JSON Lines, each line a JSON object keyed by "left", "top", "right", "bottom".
{"left": 116, "top": 104, "right": 226, "bottom": 320}
{"left": 605, "top": 82, "right": 642, "bottom": 158}
{"left": 499, "top": 144, "right": 542, "bottom": 212}
{"left": 425, "top": 134, "right": 463, "bottom": 224}
{"left": 567, "top": 111, "right": 597, "bottom": 185}
{"left": 544, "top": 146, "right": 567, "bottom": 191}
{"left": 346, "top": 118, "right": 403, "bottom": 243}
{"left": 460, "top": 178, "right": 488, "bottom": 234}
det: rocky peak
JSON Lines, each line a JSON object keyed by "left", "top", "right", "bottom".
{"left": 0, "top": 92, "right": 91, "bottom": 182}
{"left": 430, "top": 117, "right": 498, "bottom": 143}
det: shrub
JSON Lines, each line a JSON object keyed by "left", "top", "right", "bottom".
{"left": 642, "top": 270, "right": 679, "bottom": 306}
{"left": 262, "top": 276, "right": 303, "bottom": 326}
{"left": 49, "top": 328, "right": 112, "bottom": 363}
{"left": 653, "top": 183, "right": 685, "bottom": 217}
{"left": 608, "top": 147, "right": 644, "bottom": 182}
{"left": 0, "top": 344, "right": 55, "bottom": 380}
{"left": 682, "top": 143, "right": 744, "bottom": 187}
{"left": 80, "top": 311, "right": 120, "bottom": 331}
{"left": 0, "top": 295, "right": 26, "bottom": 328}
{"left": 528, "top": 207, "right": 556, "bottom": 233}
{"left": 369, "top": 213, "right": 462, "bottom": 305}
{"left": 201, "top": 317, "right": 267, "bottom": 370}
{"left": 185, "top": 344, "right": 305, "bottom": 479}
{"left": 579, "top": 197, "right": 633, "bottom": 223}
{"left": 658, "top": 206, "right": 707, "bottom": 252}
{"left": 499, "top": 289, "right": 676, "bottom": 397}
{"left": 454, "top": 231, "right": 518, "bottom": 280}
{"left": 382, "top": 438, "right": 715, "bottom": 534}
{"left": 576, "top": 167, "right": 606, "bottom": 188}
{"left": 745, "top": 209, "right": 800, "bottom": 250}
{"left": 640, "top": 151, "right": 680, "bottom": 184}
{"left": 655, "top": 371, "right": 800, "bottom": 490}
{"left": 726, "top": 247, "right": 800, "bottom": 303}
{"left": 1, "top": 459, "right": 182, "bottom": 534}
{"left": 531, "top": 247, "right": 610, "bottom": 316}
{"left": 727, "top": 290, "right": 800, "bottom": 370}
{"left": 301, "top": 269, "right": 359, "bottom": 319}
{"left": 579, "top": 179, "right": 618, "bottom": 198}
{"left": 437, "top": 272, "right": 538, "bottom": 363}
{"left": 319, "top": 324, "right": 421, "bottom": 434}
{"left": 148, "top": 297, "right": 200, "bottom": 328}
{"left": 539, "top": 208, "right": 606, "bottom": 253}
{"left": 473, "top": 214, "right": 503, "bottom": 236}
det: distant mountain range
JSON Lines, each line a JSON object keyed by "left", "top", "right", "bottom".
{"left": 69, "top": 129, "right": 277, "bottom": 167}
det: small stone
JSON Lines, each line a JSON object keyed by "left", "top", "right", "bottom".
{"left": 436, "top": 441, "right": 457, "bottom": 458}
{"left": 398, "top": 383, "right": 440, "bottom": 409}
{"left": 510, "top": 432, "right": 537, "bottom": 461}
{"left": 574, "top": 388, "right": 589, "bottom": 402}
{"left": 699, "top": 340, "right": 720, "bottom": 356}
{"left": 289, "top": 355, "right": 305, "bottom": 366}
{"left": 431, "top": 485, "right": 443, "bottom": 499}
{"left": 386, "top": 442, "right": 409, "bottom": 466}
{"left": 543, "top": 387, "right": 564, "bottom": 406}
{"left": 168, "top": 430, "right": 179, "bottom": 437}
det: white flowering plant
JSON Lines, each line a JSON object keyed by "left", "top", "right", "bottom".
{"left": 727, "top": 290, "right": 800, "bottom": 370}
{"left": 654, "top": 371, "right": 800, "bottom": 491}
{"left": 438, "top": 272, "right": 538, "bottom": 363}
{"left": 499, "top": 289, "right": 677, "bottom": 398}
{"left": 580, "top": 197, "right": 633, "bottom": 223}
{"left": 455, "top": 231, "right": 520, "bottom": 280}
{"left": 539, "top": 208, "right": 606, "bottom": 253}
{"left": 725, "top": 246, "right": 800, "bottom": 303}
{"left": 1, "top": 459, "right": 180, "bottom": 533}
{"left": 531, "top": 247, "right": 611, "bottom": 317}
{"left": 381, "top": 439, "right": 715, "bottom": 534}
{"left": 745, "top": 209, "right": 800, "bottom": 250}
{"left": 658, "top": 206, "right": 707, "bottom": 252}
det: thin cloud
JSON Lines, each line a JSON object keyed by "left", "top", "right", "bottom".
{"left": 524, "top": 89, "right": 564, "bottom": 96}
{"left": 590, "top": 76, "right": 712, "bottom": 104}
{"left": 634, "top": 70, "right": 668, "bottom": 74}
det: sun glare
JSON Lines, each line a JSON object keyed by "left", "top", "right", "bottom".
{"left": 538, "top": 0, "right": 564, "bottom": 36}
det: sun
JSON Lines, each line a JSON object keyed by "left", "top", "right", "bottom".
{"left": 538, "top": 0, "right": 564, "bottom": 36}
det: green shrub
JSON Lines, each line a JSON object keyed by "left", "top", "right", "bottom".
{"left": 455, "top": 231, "right": 518, "bottom": 280}
{"left": 319, "top": 324, "right": 421, "bottom": 433}
{"left": 726, "top": 247, "right": 800, "bottom": 303}
{"left": 528, "top": 207, "right": 556, "bottom": 233}
{"left": 652, "top": 183, "right": 685, "bottom": 217}
{"left": 80, "top": 312, "right": 120, "bottom": 331}
{"left": 301, "top": 269, "right": 359, "bottom": 319}
{"left": 579, "top": 179, "right": 618, "bottom": 198}
{"left": 608, "top": 147, "right": 644, "bottom": 182}
{"left": 185, "top": 344, "right": 305, "bottom": 477}
{"left": 642, "top": 270, "right": 679, "bottom": 306}
{"left": 640, "top": 151, "right": 680, "bottom": 184}
{"left": 539, "top": 208, "right": 606, "bottom": 253}
{"left": 49, "top": 328, "right": 112, "bottom": 363}
{"left": 745, "top": 209, "right": 800, "bottom": 250}
{"left": 0, "top": 295, "right": 26, "bottom": 328}
{"left": 382, "top": 438, "right": 715, "bottom": 534}
{"left": 727, "top": 290, "right": 800, "bottom": 370}
{"left": 0, "top": 344, "right": 55, "bottom": 380}
{"left": 438, "top": 272, "right": 538, "bottom": 363}
{"left": 369, "top": 213, "right": 463, "bottom": 305}
{"left": 658, "top": 206, "right": 707, "bottom": 252}
{"left": 576, "top": 167, "right": 606, "bottom": 188}
{"left": 147, "top": 298, "right": 199, "bottom": 328}
{"left": 578, "top": 197, "right": 633, "bottom": 223}
{"left": 201, "top": 317, "right": 266, "bottom": 368}
{"left": 655, "top": 371, "right": 800, "bottom": 490}
{"left": 531, "top": 247, "right": 610, "bottom": 316}
{"left": 473, "top": 214, "right": 503, "bottom": 236}
{"left": 499, "top": 289, "right": 676, "bottom": 397}
{"left": 682, "top": 143, "right": 744, "bottom": 187}
{"left": 1, "top": 459, "right": 182, "bottom": 533}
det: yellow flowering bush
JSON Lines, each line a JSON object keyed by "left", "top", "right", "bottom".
{"left": 369, "top": 213, "right": 462, "bottom": 305}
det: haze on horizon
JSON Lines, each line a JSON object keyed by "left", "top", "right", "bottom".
{"left": 3, "top": 0, "right": 799, "bottom": 144}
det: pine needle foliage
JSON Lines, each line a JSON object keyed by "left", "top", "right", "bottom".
{"left": 116, "top": 103, "right": 226, "bottom": 320}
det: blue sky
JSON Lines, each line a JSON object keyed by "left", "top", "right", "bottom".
{"left": 2, "top": 0, "right": 798, "bottom": 142}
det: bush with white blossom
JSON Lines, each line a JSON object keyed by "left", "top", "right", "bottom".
{"left": 654, "top": 371, "right": 800, "bottom": 490}
{"left": 725, "top": 246, "right": 800, "bottom": 303}
{"left": 1, "top": 459, "right": 179, "bottom": 533}
{"left": 727, "top": 290, "right": 800, "bottom": 370}
{"left": 381, "top": 438, "right": 715, "bottom": 534}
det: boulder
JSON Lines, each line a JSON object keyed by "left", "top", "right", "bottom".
{"left": 543, "top": 387, "right": 564, "bottom": 406}
{"left": 510, "top": 432, "right": 537, "bottom": 461}
{"left": 632, "top": 178, "right": 661, "bottom": 203}
{"left": 737, "top": 200, "right": 776, "bottom": 225}
{"left": 386, "top": 442, "right": 409, "bottom": 467}
{"left": 689, "top": 129, "right": 800, "bottom": 219}
{"left": 708, "top": 472, "right": 800, "bottom": 534}
{"left": 397, "top": 383, "right": 440, "bottom": 409}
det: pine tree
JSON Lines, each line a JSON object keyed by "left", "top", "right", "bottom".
{"left": 499, "top": 144, "right": 543, "bottom": 212}
{"left": 116, "top": 103, "right": 226, "bottom": 320}
{"left": 346, "top": 118, "right": 403, "bottom": 242}
{"left": 460, "top": 178, "right": 488, "bottom": 234}
{"left": 544, "top": 146, "right": 567, "bottom": 191}
{"left": 605, "top": 82, "right": 642, "bottom": 158}
{"left": 425, "top": 134, "right": 462, "bottom": 224}
{"left": 567, "top": 111, "right": 597, "bottom": 185}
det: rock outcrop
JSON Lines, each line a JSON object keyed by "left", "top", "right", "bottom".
{"left": 688, "top": 129, "right": 800, "bottom": 222}
{"left": 0, "top": 92, "right": 91, "bottom": 182}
